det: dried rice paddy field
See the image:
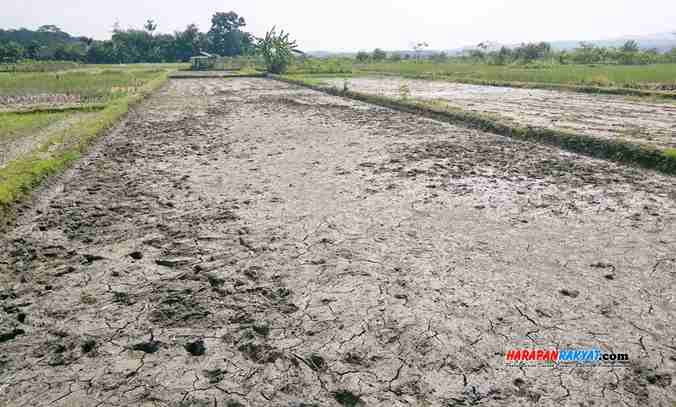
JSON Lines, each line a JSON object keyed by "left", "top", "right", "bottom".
{"left": 320, "top": 76, "right": 676, "bottom": 151}
{"left": 0, "top": 77, "right": 674, "bottom": 406}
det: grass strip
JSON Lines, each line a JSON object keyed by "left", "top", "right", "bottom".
{"left": 274, "top": 74, "right": 676, "bottom": 175}
{"left": 0, "top": 71, "right": 170, "bottom": 228}
{"left": 2, "top": 104, "right": 107, "bottom": 115}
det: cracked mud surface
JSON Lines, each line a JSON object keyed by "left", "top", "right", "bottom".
{"left": 323, "top": 77, "right": 676, "bottom": 150}
{"left": 0, "top": 78, "right": 675, "bottom": 406}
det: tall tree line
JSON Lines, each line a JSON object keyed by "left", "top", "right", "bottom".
{"left": 0, "top": 11, "right": 254, "bottom": 63}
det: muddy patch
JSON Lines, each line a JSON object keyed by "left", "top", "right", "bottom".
{"left": 0, "top": 78, "right": 674, "bottom": 406}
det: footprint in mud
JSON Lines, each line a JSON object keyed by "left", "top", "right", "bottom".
{"left": 131, "top": 340, "right": 161, "bottom": 354}
{"left": 184, "top": 339, "right": 206, "bottom": 356}
{"left": 149, "top": 288, "right": 210, "bottom": 326}
{"left": 332, "top": 390, "right": 363, "bottom": 407}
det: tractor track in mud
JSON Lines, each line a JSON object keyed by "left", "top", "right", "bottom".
{"left": 0, "top": 78, "right": 674, "bottom": 406}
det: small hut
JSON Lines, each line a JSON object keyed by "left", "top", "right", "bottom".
{"left": 190, "top": 52, "right": 219, "bottom": 71}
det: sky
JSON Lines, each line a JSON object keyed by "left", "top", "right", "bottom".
{"left": 2, "top": 0, "right": 675, "bottom": 51}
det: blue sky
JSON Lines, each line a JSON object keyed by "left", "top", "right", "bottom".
{"left": 2, "top": 0, "right": 675, "bottom": 51}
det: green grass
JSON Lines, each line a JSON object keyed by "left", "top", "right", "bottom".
{"left": 0, "top": 111, "right": 70, "bottom": 142}
{"left": 356, "top": 61, "right": 676, "bottom": 90}
{"left": 0, "top": 61, "right": 82, "bottom": 73}
{"left": 0, "top": 68, "right": 169, "bottom": 100}
{"left": 288, "top": 58, "right": 354, "bottom": 74}
{"left": 665, "top": 148, "right": 676, "bottom": 159}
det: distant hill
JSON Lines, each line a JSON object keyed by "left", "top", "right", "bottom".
{"left": 452, "top": 33, "right": 676, "bottom": 55}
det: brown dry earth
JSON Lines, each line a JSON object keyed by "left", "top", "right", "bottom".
{"left": 323, "top": 77, "right": 676, "bottom": 150}
{"left": 0, "top": 78, "right": 675, "bottom": 407}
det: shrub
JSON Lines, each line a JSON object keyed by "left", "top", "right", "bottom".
{"left": 256, "top": 27, "right": 300, "bottom": 74}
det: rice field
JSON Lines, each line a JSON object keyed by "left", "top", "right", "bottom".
{"left": 0, "top": 111, "right": 69, "bottom": 142}
{"left": 0, "top": 68, "right": 166, "bottom": 99}
{"left": 357, "top": 61, "right": 676, "bottom": 89}
{"left": 0, "top": 65, "right": 173, "bottom": 211}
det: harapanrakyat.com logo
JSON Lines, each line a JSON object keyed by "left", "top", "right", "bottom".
{"left": 505, "top": 347, "right": 630, "bottom": 368}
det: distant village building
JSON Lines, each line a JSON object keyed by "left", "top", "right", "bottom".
{"left": 190, "top": 52, "right": 219, "bottom": 70}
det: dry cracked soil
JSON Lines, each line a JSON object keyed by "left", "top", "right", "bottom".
{"left": 0, "top": 78, "right": 675, "bottom": 406}
{"left": 323, "top": 77, "right": 676, "bottom": 151}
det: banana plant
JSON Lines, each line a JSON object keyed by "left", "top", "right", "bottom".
{"left": 256, "top": 27, "right": 302, "bottom": 74}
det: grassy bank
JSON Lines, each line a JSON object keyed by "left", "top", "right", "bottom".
{"left": 0, "top": 69, "right": 170, "bottom": 227}
{"left": 283, "top": 58, "right": 676, "bottom": 98}
{"left": 361, "top": 72, "right": 676, "bottom": 100}
{"left": 275, "top": 74, "right": 676, "bottom": 175}
{"left": 357, "top": 61, "right": 676, "bottom": 90}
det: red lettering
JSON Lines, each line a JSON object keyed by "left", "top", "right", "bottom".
{"left": 506, "top": 350, "right": 521, "bottom": 361}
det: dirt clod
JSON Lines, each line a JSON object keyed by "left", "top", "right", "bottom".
{"left": 128, "top": 251, "right": 143, "bottom": 260}
{"left": 0, "top": 329, "right": 25, "bottom": 344}
{"left": 184, "top": 339, "right": 206, "bottom": 356}
{"left": 559, "top": 289, "right": 580, "bottom": 298}
{"left": 333, "top": 390, "right": 362, "bottom": 407}
{"left": 0, "top": 78, "right": 674, "bottom": 407}
{"left": 81, "top": 339, "right": 97, "bottom": 354}
{"left": 131, "top": 340, "right": 161, "bottom": 354}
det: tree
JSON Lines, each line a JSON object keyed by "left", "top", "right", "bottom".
{"left": 87, "top": 40, "right": 118, "bottom": 64}
{"left": 144, "top": 19, "right": 157, "bottom": 34}
{"left": 111, "top": 29, "right": 155, "bottom": 63}
{"left": 431, "top": 51, "right": 448, "bottom": 62}
{"left": 54, "top": 43, "right": 86, "bottom": 61}
{"left": 493, "top": 46, "right": 512, "bottom": 65}
{"left": 572, "top": 42, "right": 602, "bottom": 64}
{"left": 256, "top": 26, "right": 301, "bottom": 74}
{"left": 38, "top": 25, "right": 62, "bottom": 33}
{"left": 372, "top": 48, "right": 387, "bottom": 61}
{"left": 26, "top": 41, "right": 41, "bottom": 59}
{"left": 174, "top": 24, "right": 202, "bottom": 62}
{"left": 208, "top": 11, "right": 247, "bottom": 56}
{"left": 412, "top": 41, "right": 429, "bottom": 60}
{"left": 468, "top": 49, "right": 485, "bottom": 60}
{"left": 355, "top": 51, "right": 370, "bottom": 62}
{"left": 668, "top": 48, "right": 676, "bottom": 63}
{"left": 619, "top": 40, "right": 640, "bottom": 64}
{"left": 621, "top": 40, "right": 639, "bottom": 53}
{"left": 0, "top": 41, "right": 25, "bottom": 62}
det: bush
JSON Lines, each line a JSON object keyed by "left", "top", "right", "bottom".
{"left": 372, "top": 48, "right": 387, "bottom": 61}
{"left": 256, "top": 27, "right": 300, "bottom": 74}
{"left": 355, "top": 51, "right": 370, "bottom": 63}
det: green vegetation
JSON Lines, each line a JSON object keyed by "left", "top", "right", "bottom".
{"left": 0, "top": 60, "right": 81, "bottom": 73}
{"left": 0, "top": 111, "right": 69, "bottom": 142}
{"left": 256, "top": 27, "right": 301, "bottom": 74}
{"left": 0, "top": 68, "right": 166, "bottom": 99}
{"left": 356, "top": 61, "right": 676, "bottom": 90}
{"left": 276, "top": 74, "right": 676, "bottom": 175}
{"left": 287, "top": 58, "right": 354, "bottom": 74}
{"left": 0, "top": 11, "right": 255, "bottom": 64}
{"left": 0, "top": 66, "right": 171, "bottom": 225}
